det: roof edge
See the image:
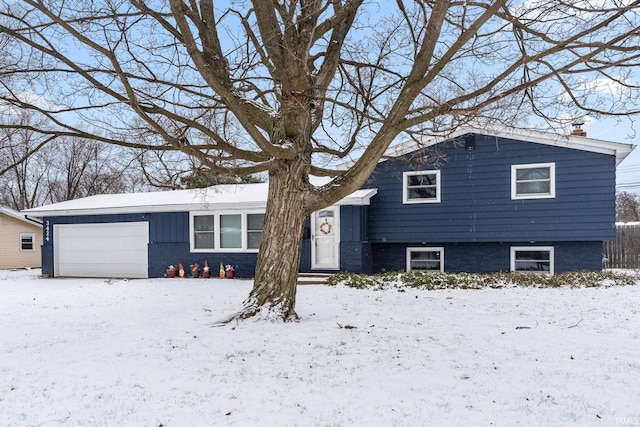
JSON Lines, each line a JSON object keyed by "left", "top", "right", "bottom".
{"left": 382, "top": 124, "right": 636, "bottom": 166}
{"left": 1, "top": 207, "right": 43, "bottom": 225}
{"left": 21, "top": 187, "right": 379, "bottom": 217}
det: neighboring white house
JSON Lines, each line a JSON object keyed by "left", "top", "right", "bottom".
{"left": 0, "top": 207, "right": 42, "bottom": 269}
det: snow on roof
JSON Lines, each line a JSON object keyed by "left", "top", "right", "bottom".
{"left": 22, "top": 183, "right": 378, "bottom": 217}
{"left": 0, "top": 206, "right": 42, "bottom": 225}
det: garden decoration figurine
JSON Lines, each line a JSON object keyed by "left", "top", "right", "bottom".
{"left": 202, "top": 260, "right": 210, "bottom": 278}
{"left": 225, "top": 264, "right": 235, "bottom": 279}
{"left": 166, "top": 265, "right": 177, "bottom": 278}
{"left": 178, "top": 263, "right": 185, "bottom": 278}
{"left": 190, "top": 263, "right": 200, "bottom": 278}
{"left": 219, "top": 263, "right": 225, "bottom": 279}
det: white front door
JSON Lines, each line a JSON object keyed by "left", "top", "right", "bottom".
{"left": 311, "top": 207, "right": 340, "bottom": 270}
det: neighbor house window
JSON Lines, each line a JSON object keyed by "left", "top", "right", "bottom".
{"left": 403, "top": 170, "right": 441, "bottom": 204}
{"left": 20, "top": 233, "right": 35, "bottom": 251}
{"left": 510, "top": 246, "right": 554, "bottom": 275}
{"left": 191, "top": 212, "right": 264, "bottom": 252}
{"left": 406, "top": 247, "right": 444, "bottom": 272}
{"left": 512, "top": 163, "right": 555, "bottom": 199}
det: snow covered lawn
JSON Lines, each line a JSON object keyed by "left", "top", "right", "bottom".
{"left": 1, "top": 269, "right": 639, "bottom": 427}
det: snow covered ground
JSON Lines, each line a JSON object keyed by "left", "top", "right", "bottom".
{"left": 1, "top": 269, "right": 639, "bottom": 427}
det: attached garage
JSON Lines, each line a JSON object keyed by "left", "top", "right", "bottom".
{"left": 54, "top": 222, "right": 149, "bottom": 278}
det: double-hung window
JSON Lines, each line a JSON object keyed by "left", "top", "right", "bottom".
{"left": 247, "top": 213, "right": 265, "bottom": 250}
{"left": 20, "top": 233, "right": 35, "bottom": 251}
{"left": 219, "top": 214, "right": 242, "bottom": 249}
{"left": 510, "top": 246, "right": 554, "bottom": 275}
{"left": 403, "top": 170, "right": 441, "bottom": 204}
{"left": 193, "top": 215, "right": 215, "bottom": 249}
{"left": 191, "top": 212, "right": 265, "bottom": 252}
{"left": 512, "top": 163, "right": 555, "bottom": 199}
{"left": 406, "top": 247, "right": 444, "bottom": 272}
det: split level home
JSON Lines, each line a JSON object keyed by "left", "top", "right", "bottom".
{"left": 0, "top": 206, "right": 42, "bottom": 269}
{"left": 23, "top": 125, "right": 635, "bottom": 278}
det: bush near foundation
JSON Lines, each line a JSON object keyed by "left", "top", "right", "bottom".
{"left": 327, "top": 270, "right": 639, "bottom": 290}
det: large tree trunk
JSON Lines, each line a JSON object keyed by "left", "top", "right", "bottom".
{"left": 220, "top": 74, "right": 318, "bottom": 322}
{"left": 224, "top": 160, "right": 311, "bottom": 322}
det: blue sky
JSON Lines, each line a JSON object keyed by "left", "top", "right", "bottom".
{"left": 582, "top": 117, "right": 640, "bottom": 193}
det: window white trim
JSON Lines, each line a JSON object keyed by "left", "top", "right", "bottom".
{"left": 403, "top": 170, "right": 441, "bottom": 204}
{"left": 510, "top": 246, "right": 554, "bottom": 275}
{"left": 406, "top": 247, "right": 444, "bottom": 272}
{"left": 191, "top": 213, "right": 215, "bottom": 251}
{"left": 511, "top": 162, "right": 555, "bottom": 200}
{"left": 190, "top": 211, "right": 264, "bottom": 253}
{"left": 20, "top": 233, "right": 35, "bottom": 252}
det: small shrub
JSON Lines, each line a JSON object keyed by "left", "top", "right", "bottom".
{"left": 326, "top": 272, "right": 380, "bottom": 289}
{"left": 327, "top": 270, "right": 638, "bottom": 291}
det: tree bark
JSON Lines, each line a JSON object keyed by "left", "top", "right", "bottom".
{"left": 222, "top": 159, "right": 311, "bottom": 322}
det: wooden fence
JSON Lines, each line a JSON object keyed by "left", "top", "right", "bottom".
{"left": 603, "top": 222, "right": 640, "bottom": 269}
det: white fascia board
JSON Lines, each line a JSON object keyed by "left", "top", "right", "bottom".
{"left": 334, "top": 188, "right": 378, "bottom": 206}
{"left": 478, "top": 125, "right": 635, "bottom": 165}
{"left": 2, "top": 207, "right": 43, "bottom": 225}
{"left": 21, "top": 185, "right": 376, "bottom": 216}
{"left": 22, "top": 201, "right": 268, "bottom": 217}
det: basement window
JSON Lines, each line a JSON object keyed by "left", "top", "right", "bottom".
{"left": 510, "top": 246, "right": 554, "bottom": 275}
{"left": 406, "top": 247, "right": 444, "bottom": 272}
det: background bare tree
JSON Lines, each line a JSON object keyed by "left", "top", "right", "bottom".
{"left": 0, "top": 108, "right": 54, "bottom": 209}
{"left": 616, "top": 191, "right": 640, "bottom": 222}
{"left": 1, "top": 110, "right": 139, "bottom": 209}
{"left": 1, "top": 1, "right": 639, "bottom": 320}
{"left": 45, "top": 137, "right": 134, "bottom": 203}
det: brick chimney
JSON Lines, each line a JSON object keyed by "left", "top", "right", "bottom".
{"left": 571, "top": 122, "right": 587, "bottom": 137}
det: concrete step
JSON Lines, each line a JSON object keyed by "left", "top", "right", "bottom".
{"left": 297, "top": 273, "right": 332, "bottom": 285}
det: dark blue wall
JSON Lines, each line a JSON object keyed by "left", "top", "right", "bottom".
{"left": 40, "top": 133, "right": 616, "bottom": 278}
{"left": 300, "top": 205, "right": 373, "bottom": 274}
{"left": 366, "top": 134, "right": 616, "bottom": 243}
{"left": 42, "top": 212, "right": 257, "bottom": 278}
{"left": 372, "top": 241, "right": 603, "bottom": 274}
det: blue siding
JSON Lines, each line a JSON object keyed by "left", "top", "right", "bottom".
{"left": 366, "top": 134, "right": 616, "bottom": 243}
{"left": 300, "top": 205, "right": 373, "bottom": 274}
{"left": 372, "top": 241, "right": 603, "bottom": 274}
{"left": 42, "top": 213, "right": 148, "bottom": 277}
{"left": 148, "top": 242, "right": 258, "bottom": 279}
{"left": 42, "top": 212, "right": 257, "bottom": 278}
{"left": 40, "top": 132, "right": 618, "bottom": 277}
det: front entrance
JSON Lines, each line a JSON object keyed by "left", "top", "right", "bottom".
{"left": 311, "top": 207, "right": 340, "bottom": 270}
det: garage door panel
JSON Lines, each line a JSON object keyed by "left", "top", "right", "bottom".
{"left": 58, "top": 238, "right": 147, "bottom": 253}
{"left": 55, "top": 222, "right": 149, "bottom": 278}
{"left": 57, "top": 248, "right": 146, "bottom": 264}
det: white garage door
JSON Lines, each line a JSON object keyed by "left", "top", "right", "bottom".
{"left": 54, "top": 222, "right": 149, "bottom": 278}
